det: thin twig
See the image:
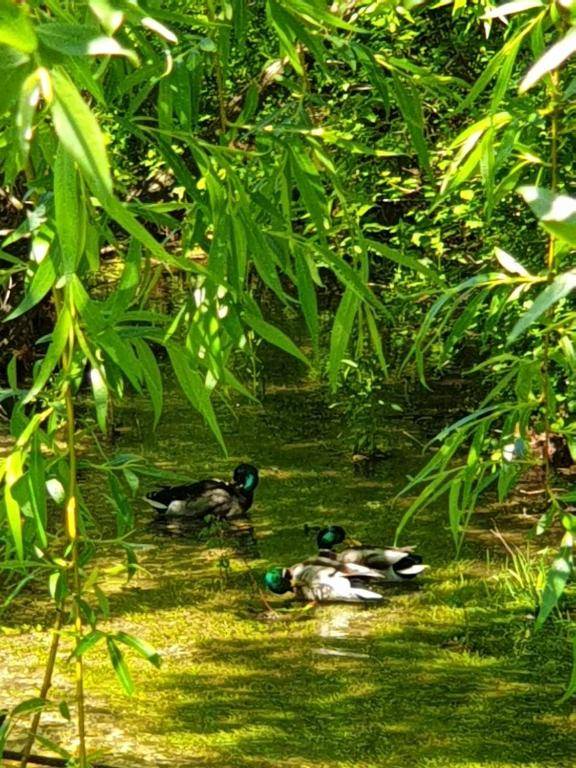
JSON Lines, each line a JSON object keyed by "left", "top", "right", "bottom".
{"left": 63, "top": 316, "right": 87, "bottom": 768}
{"left": 540, "top": 67, "right": 560, "bottom": 513}
{"left": 206, "top": 0, "right": 227, "bottom": 134}
{"left": 18, "top": 611, "right": 63, "bottom": 768}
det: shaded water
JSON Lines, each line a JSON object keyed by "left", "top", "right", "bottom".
{"left": 1, "top": 364, "right": 575, "bottom": 768}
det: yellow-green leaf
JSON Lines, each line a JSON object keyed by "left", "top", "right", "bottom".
{"left": 4, "top": 449, "right": 24, "bottom": 560}
{"left": 107, "top": 637, "right": 134, "bottom": 696}
{"left": 0, "top": 0, "right": 37, "bottom": 53}
{"left": 519, "top": 185, "right": 576, "bottom": 244}
{"left": 50, "top": 67, "right": 112, "bottom": 194}
{"left": 37, "top": 23, "right": 138, "bottom": 65}
{"left": 520, "top": 27, "right": 576, "bottom": 93}
{"left": 54, "top": 143, "right": 85, "bottom": 273}
{"left": 90, "top": 367, "right": 108, "bottom": 433}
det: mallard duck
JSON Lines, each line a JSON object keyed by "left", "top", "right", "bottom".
{"left": 301, "top": 553, "right": 391, "bottom": 581}
{"left": 316, "top": 525, "right": 426, "bottom": 582}
{"left": 264, "top": 560, "right": 384, "bottom": 603}
{"left": 145, "top": 463, "right": 259, "bottom": 521}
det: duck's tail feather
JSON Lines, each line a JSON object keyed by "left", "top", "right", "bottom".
{"left": 384, "top": 547, "right": 422, "bottom": 568}
{"left": 142, "top": 494, "right": 168, "bottom": 511}
{"left": 344, "top": 562, "right": 390, "bottom": 581}
{"left": 396, "top": 553, "right": 422, "bottom": 568}
{"left": 351, "top": 585, "right": 384, "bottom": 601}
{"left": 392, "top": 555, "right": 427, "bottom": 579}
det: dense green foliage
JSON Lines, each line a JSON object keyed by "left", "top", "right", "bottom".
{"left": 0, "top": 0, "right": 575, "bottom": 764}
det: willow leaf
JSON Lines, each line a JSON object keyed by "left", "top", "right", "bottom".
{"left": 519, "top": 185, "right": 576, "bottom": 244}
{"left": 266, "top": 0, "right": 302, "bottom": 75}
{"left": 23, "top": 305, "right": 71, "bottom": 404}
{"left": 115, "top": 631, "right": 162, "bottom": 668}
{"left": 37, "top": 23, "right": 138, "bottom": 64}
{"left": 90, "top": 367, "right": 108, "bottom": 433}
{"left": 558, "top": 638, "right": 576, "bottom": 703}
{"left": 243, "top": 312, "right": 309, "bottom": 366}
{"left": 28, "top": 434, "right": 47, "bottom": 547}
{"left": 4, "top": 254, "right": 56, "bottom": 321}
{"left": 51, "top": 67, "right": 112, "bottom": 194}
{"left": 107, "top": 637, "right": 134, "bottom": 696}
{"left": 535, "top": 546, "right": 573, "bottom": 629}
{"left": 366, "top": 239, "right": 441, "bottom": 285}
{"left": 133, "top": 338, "right": 163, "bottom": 427}
{"left": 166, "top": 343, "right": 226, "bottom": 453}
{"left": 294, "top": 251, "right": 319, "bottom": 356}
{"left": 4, "top": 450, "right": 24, "bottom": 560}
{"left": 521, "top": 27, "right": 576, "bottom": 93}
{"left": 0, "top": 0, "right": 37, "bottom": 53}
{"left": 328, "top": 288, "right": 359, "bottom": 391}
{"left": 508, "top": 271, "right": 576, "bottom": 343}
{"left": 54, "top": 142, "right": 85, "bottom": 274}
{"left": 391, "top": 73, "right": 430, "bottom": 173}
{"left": 484, "top": 0, "right": 543, "bottom": 18}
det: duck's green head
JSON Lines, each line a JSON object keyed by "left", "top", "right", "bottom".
{"left": 316, "top": 525, "right": 346, "bottom": 550}
{"left": 234, "top": 463, "right": 259, "bottom": 493}
{"left": 264, "top": 567, "right": 292, "bottom": 595}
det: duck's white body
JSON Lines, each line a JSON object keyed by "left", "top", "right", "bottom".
{"left": 290, "top": 563, "right": 383, "bottom": 603}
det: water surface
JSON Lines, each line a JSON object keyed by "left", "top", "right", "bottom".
{"left": 1, "top": 369, "right": 574, "bottom": 768}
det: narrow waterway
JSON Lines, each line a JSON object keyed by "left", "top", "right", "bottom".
{"left": 1, "top": 363, "right": 574, "bottom": 768}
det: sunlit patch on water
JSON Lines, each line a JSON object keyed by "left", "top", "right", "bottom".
{"left": 315, "top": 604, "right": 382, "bottom": 639}
{"left": 307, "top": 606, "right": 387, "bottom": 664}
{"left": 312, "top": 647, "right": 373, "bottom": 659}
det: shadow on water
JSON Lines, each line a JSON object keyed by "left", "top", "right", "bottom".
{"left": 1, "top": 366, "right": 575, "bottom": 768}
{"left": 153, "top": 630, "right": 574, "bottom": 768}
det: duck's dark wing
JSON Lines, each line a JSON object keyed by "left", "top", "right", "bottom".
{"left": 145, "top": 479, "right": 218, "bottom": 510}
{"left": 309, "top": 553, "right": 387, "bottom": 581}
{"left": 185, "top": 483, "right": 246, "bottom": 519}
{"left": 146, "top": 479, "right": 252, "bottom": 520}
{"left": 340, "top": 546, "right": 422, "bottom": 570}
